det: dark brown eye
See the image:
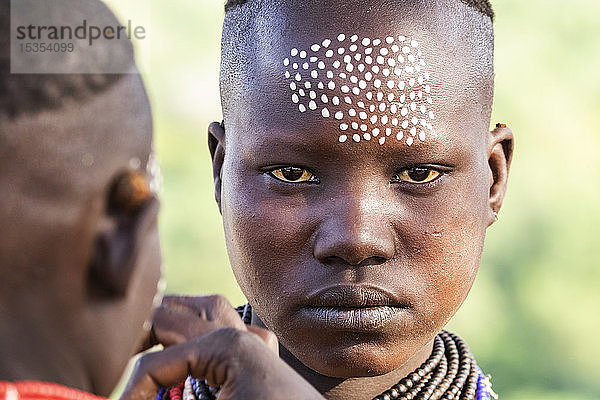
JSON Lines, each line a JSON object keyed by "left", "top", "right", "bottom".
{"left": 395, "top": 167, "right": 441, "bottom": 184}
{"left": 270, "top": 167, "right": 317, "bottom": 183}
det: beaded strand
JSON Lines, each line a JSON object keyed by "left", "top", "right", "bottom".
{"left": 156, "top": 304, "right": 494, "bottom": 400}
{"left": 0, "top": 381, "right": 109, "bottom": 400}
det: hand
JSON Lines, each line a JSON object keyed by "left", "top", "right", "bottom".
{"left": 137, "top": 295, "right": 270, "bottom": 350}
{"left": 121, "top": 295, "right": 324, "bottom": 400}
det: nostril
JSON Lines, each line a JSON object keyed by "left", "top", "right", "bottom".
{"left": 321, "top": 255, "right": 389, "bottom": 268}
{"left": 360, "top": 256, "right": 388, "bottom": 267}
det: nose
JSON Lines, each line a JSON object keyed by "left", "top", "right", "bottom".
{"left": 313, "top": 191, "right": 396, "bottom": 267}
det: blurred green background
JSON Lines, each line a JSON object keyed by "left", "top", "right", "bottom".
{"left": 106, "top": 0, "right": 600, "bottom": 398}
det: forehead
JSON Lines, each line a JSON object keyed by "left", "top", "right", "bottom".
{"left": 226, "top": 1, "right": 489, "bottom": 153}
{"left": 284, "top": 33, "right": 433, "bottom": 146}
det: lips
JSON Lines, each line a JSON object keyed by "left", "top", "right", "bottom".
{"left": 299, "top": 285, "right": 409, "bottom": 331}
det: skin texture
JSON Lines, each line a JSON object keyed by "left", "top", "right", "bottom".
{"left": 0, "top": 2, "right": 331, "bottom": 398}
{"left": 211, "top": 1, "right": 513, "bottom": 398}
{"left": 0, "top": 72, "right": 325, "bottom": 399}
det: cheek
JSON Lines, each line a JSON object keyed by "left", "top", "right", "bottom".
{"left": 129, "top": 226, "right": 163, "bottom": 338}
{"left": 221, "top": 171, "right": 315, "bottom": 311}
{"left": 403, "top": 185, "right": 488, "bottom": 328}
{"left": 416, "top": 231, "right": 483, "bottom": 328}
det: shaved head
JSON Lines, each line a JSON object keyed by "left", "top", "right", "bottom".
{"left": 220, "top": 0, "right": 494, "bottom": 137}
{"left": 0, "top": 0, "right": 135, "bottom": 119}
{"left": 0, "top": 0, "right": 152, "bottom": 286}
{"left": 225, "top": 0, "right": 494, "bottom": 18}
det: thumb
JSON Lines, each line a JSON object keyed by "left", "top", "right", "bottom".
{"left": 246, "top": 325, "right": 279, "bottom": 355}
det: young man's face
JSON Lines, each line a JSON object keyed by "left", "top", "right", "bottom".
{"left": 216, "top": 3, "right": 500, "bottom": 378}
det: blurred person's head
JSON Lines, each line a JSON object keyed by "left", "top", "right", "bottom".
{"left": 0, "top": 0, "right": 161, "bottom": 395}
{"left": 211, "top": 0, "right": 512, "bottom": 381}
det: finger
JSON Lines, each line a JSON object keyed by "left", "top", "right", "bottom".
{"left": 120, "top": 328, "right": 259, "bottom": 400}
{"left": 161, "top": 295, "right": 246, "bottom": 331}
{"left": 136, "top": 322, "right": 159, "bottom": 353}
{"left": 247, "top": 325, "right": 279, "bottom": 355}
{"left": 151, "top": 304, "right": 234, "bottom": 347}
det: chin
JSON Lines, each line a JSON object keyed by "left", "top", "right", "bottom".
{"left": 293, "top": 336, "right": 410, "bottom": 378}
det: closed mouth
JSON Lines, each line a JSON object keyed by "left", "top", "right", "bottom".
{"left": 304, "top": 284, "right": 408, "bottom": 308}
{"left": 299, "top": 285, "right": 409, "bottom": 331}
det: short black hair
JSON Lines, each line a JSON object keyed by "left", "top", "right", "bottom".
{"left": 0, "top": 0, "right": 135, "bottom": 119}
{"left": 224, "top": 0, "right": 494, "bottom": 20}
{"left": 459, "top": 0, "right": 494, "bottom": 20}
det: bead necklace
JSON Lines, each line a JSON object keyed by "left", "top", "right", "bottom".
{"left": 156, "top": 304, "right": 496, "bottom": 400}
{"left": 0, "top": 381, "right": 108, "bottom": 400}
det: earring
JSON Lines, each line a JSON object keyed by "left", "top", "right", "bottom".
{"left": 493, "top": 211, "right": 499, "bottom": 222}
{"left": 108, "top": 170, "right": 153, "bottom": 214}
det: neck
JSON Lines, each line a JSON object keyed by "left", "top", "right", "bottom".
{"left": 0, "top": 301, "right": 92, "bottom": 393}
{"left": 279, "top": 340, "right": 433, "bottom": 400}
{"left": 252, "top": 310, "right": 433, "bottom": 400}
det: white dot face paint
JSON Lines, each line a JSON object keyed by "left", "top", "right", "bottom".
{"left": 282, "top": 34, "right": 435, "bottom": 146}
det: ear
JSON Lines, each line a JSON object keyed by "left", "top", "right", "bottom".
{"left": 88, "top": 197, "right": 160, "bottom": 298}
{"left": 208, "top": 121, "right": 226, "bottom": 213}
{"left": 487, "top": 124, "right": 514, "bottom": 226}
